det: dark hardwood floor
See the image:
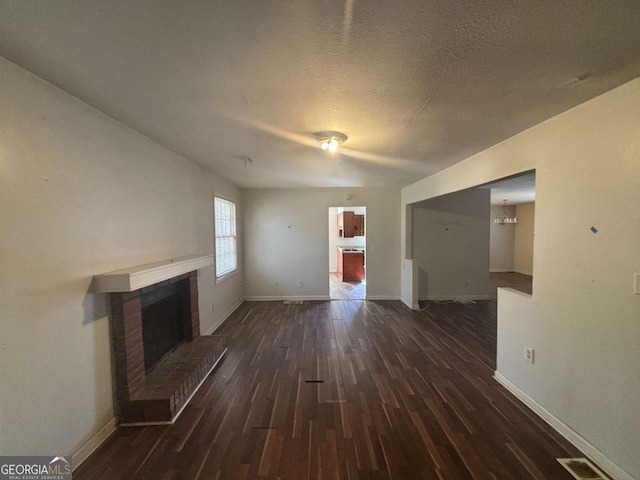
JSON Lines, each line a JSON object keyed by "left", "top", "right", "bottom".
{"left": 489, "top": 272, "right": 533, "bottom": 297}
{"left": 75, "top": 297, "right": 582, "bottom": 479}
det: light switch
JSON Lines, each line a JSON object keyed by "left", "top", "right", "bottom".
{"left": 634, "top": 273, "right": 640, "bottom": 295}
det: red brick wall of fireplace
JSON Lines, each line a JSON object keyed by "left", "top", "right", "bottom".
{"left": 109, "top": 272, "right": 199, "bottom": 406}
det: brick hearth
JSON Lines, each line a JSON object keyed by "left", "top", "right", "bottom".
{"left": 109, "top": 271, "right": 226, "bottom": 424}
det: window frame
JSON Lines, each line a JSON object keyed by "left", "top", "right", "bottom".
{"left": 213, "top": 196, "right": 237, "bottom": 283}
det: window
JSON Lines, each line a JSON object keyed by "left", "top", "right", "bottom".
{"left": 214, "top": 197, "right": 237, "bottom": 279}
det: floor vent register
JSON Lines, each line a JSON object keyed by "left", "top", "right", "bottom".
{"left": 557, "top": 458, "right": 608, "bottom": 480}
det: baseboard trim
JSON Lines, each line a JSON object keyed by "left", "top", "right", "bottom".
{"left": 494, "top": 371, "right": 633, "bottom": 480}
{"left": 72, "top": 416, "right": 118, "bottom": 471}
{"left": 400, "top": 296, "right": 420, "bottom": 310}
{"left": 203, "top": 299, "right": 243, "bottom": 335}
{"left": 490, "top": 269, "right": 514, "bottom": 273}
{"left": 420, "top": 294, "right": 491, "bottom": 301}
{"left": 244, "top": 295, "right": 331, "bottom": 301}
{"left": 365, "top": 295, "right": 400, "bottom": 301}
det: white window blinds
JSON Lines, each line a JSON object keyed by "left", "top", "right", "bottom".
{"left": 214, "top": 197, "right": 237, "bottom": 279}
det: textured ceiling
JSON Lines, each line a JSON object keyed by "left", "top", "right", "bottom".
{"left": 1, "top": 1, "right": 640, "bottom": 188}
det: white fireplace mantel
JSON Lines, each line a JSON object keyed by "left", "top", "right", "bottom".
{"left": 93, "top": 254, "right": 214, "bottom": 293}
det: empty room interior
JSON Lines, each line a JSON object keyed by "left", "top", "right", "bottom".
{"left": 1, "top": 2, "right": 639, "bottom": 479}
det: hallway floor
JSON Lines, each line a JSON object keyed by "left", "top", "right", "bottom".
{"left": 489, "top": 271, "right": 533, "bottom": 297}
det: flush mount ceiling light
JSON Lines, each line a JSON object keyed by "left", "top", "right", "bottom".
{"left": 494, "top": 199, "right": 518, "bottom": 224}
{"left": 315, "top": 131, "right": 348, "bottom": 153}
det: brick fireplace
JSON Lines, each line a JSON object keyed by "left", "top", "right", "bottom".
{"left": 94, "top": 255, "right": 226, "bottom": 425}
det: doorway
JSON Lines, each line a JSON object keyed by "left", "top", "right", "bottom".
{"left": 328, "top": 207, "right": 366, "bottom": 300}
{"left": 484, "top": 170, "right": 536, "bottom": 297}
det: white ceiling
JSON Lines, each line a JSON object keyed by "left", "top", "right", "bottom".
{"left": 1, "top": 1, "right": 640, "bottom": 188}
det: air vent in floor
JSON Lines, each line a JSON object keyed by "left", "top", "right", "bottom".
{"left": 283, "top": 300, "right": 303, "bottom": 305}
{"left": 557, "top": 458, "right": 608, "bottom": 480}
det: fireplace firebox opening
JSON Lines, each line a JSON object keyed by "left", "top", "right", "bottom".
{"left": 141, "top": 282, "right": 185, "bottom": 373}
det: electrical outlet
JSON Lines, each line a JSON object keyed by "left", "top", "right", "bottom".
{"left": 298, "top": 281, "right": 304, "bottom": 288}
{"left": 524, "top": 345, "right": 535, "bottom": 364}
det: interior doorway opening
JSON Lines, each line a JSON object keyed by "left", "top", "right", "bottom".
{"left": 328, "top": 206, "right": 366, "bottom": 300}
{"left": 482, "top": 170, "right": 536, "bottom": 297}
{"left": 407, "top": 170, "right": 536, "bottom": 308}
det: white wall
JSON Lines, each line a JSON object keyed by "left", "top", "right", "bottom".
{"left": 0, "top": 58, "right": 243, "bottom": 458}
{"left": 328, "top": 207, "right": 366, "bottom": 273}
{"left": 401, "top": 78, "right": 640, "bottom": 479}
{"left": 513, "top": 202, "right": 535, "bottom": 275}
{"left": 243, "top": 189, "right": 400, "bottom": 300}
{"left": 412, "top": 188, "right": 490, "bottom": 300}
{"left": 490, "top": 205, "right": 516, "bottom": 272}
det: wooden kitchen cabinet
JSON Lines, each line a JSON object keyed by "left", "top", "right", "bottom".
{"left": 342, "top": 252, "right": 364, "bottom": 281}
{"left": 337, "top": 212, "right": 364, "bottom": 237}
{"left": 354, "top": 214, "right": 364, "bottom": 236}
{"left": 338, "top": 247, "right": 365, "bottom": 282}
